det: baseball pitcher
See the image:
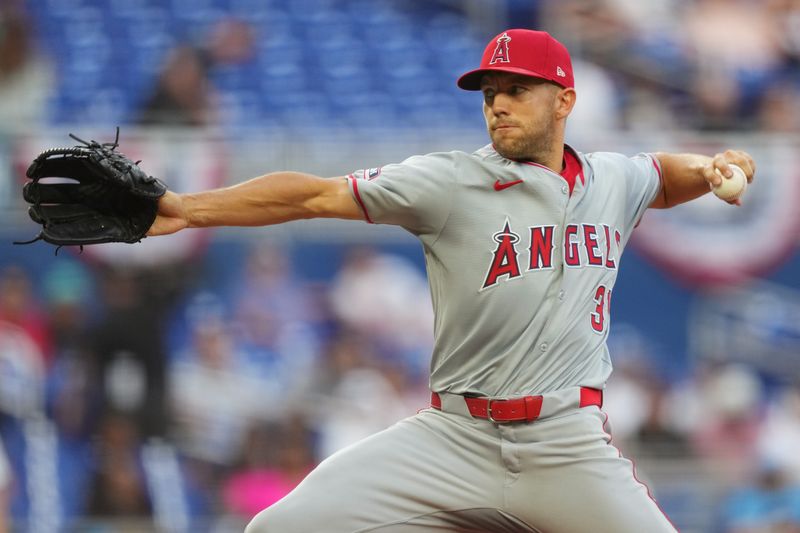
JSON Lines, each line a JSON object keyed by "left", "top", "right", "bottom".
{"left": 23, "top": 28, "right": 756, "bottom": 533}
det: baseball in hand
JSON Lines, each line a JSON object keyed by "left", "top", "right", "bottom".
{"left": 712, "top": 164, "right": 747, "bottom": 202}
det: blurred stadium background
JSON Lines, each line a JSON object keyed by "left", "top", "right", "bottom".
{"left": 2, "top": 0, "right": 800, "bottom": 531}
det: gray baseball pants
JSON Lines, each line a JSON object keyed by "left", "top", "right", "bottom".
{"left": 245, "top": 388, "right": 677, "bottom": 532}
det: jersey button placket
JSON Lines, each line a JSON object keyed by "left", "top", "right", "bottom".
{"left": 539, "top": 342, "right": 548, "bottom": 352}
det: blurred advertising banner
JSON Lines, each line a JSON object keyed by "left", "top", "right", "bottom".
{"left": 632, "top": 138, "right": 800, "bottom": 286}
{"left": 10, "top": 130, "right": 226, "bottom": 266}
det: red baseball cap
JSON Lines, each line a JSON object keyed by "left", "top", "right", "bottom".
{"left": 457, "top": 29, "right": 574, "bottom": 91}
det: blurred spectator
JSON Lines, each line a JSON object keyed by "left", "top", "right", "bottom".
{"left": 138, "top": 16, "right": 256, "bottom": 129}
{"left": 41, "top": 259, "right": 94, "bottom": 440}
{"left": 85, "top": 413, "right": 153, "bottom": 530}
{"left": 309, "top": 328, "right": 429, "bottom": 446}
{"left": 604, "top": 327, "right": 690, "bottom": 459}
{"left": 0, "top": 321, "right": 45, "bottom": 420}
{"left": 42, "top": 260, "right": 96, "bottom": 520}
{"left": 0, "top": 265, "right": 50, "bottom": 419}
{"left": 315, "top": 364, "right": 411, "bottom": 460}
{"left": 0, "top": 438, "right": 10, "bottom": 533}
{"left": 46, "top": 354, "right": 94, "bottom": 522}
{"left": 0, "top": 266, "right": 51, "bottom": 367}
{"left": 604, "top": 0, "right": 682, "bottom": 37}
{"left": 632, "top": 383, "right": 691, "bottom": 459}
{"left": 42, "top": 260, "right": 92, "bottom": 358}
{"left": 206, "top": 17, "right": 257, "bottom": 66}
{"left": 377, "top": 355, "right": 429, "bottom": 414}
{"left": 222, "top": 419, "right": 314, "bottom": 521}
{"left": 543, "top": 0, "right": 686, "bottom": 86}
{"left": 688, "top": 68, "right": 744, "bottom": 131}
{"left": 756, "top": 79, "right": 800, "bottom": 132}
{"left": 683, "top": 0, "right": 782, "bottom": 129}
{"left": 603, "top": 364, "right": 651, "bottom": 446}
{"left": 233, "top": 244, "right": 316, "bottom": 329}
{"left": 683, "top": 0, "right": 781, "bottom": 74}
{"left": 230, "top": 243, "right": 322, "bottom": 399}
{"left": 0, "top": 2, "right": 52, "bottom": 131}
{"left": 328, "top": 247, "right": 433, "bottom": 375}
{"left": 719, "top": 465, "right": 800, "bottom": 533}
{"left": 169, "top": 306, "right": 273, "bottom": 478}
{"left": 89, "top": 268, "right": 168, "bottom": 437}
{"left": 565, "top": 59, "right": 623, "bottom": 139}
{"left": 138, "top": 45, "right": 218, "bottom": 127}
{"left": 310, "top": 327, "right": 411, "bottom": 460}
{"left": 689, "top": 364, "right": 765, "bottom": 482}
{"left": 771, "top": 0, "right": 800, "bottom": 69}
{"left": 543, "top": 0, "right": 800, "bottom": 131}
{"left": 603, "top": 326, "right": 658, "bottom": 447}
{"left": 757, "top": 385, "right": 800, "bottom": 482}
{"left": 542, "top": 0, "right": 632, "bottom": 61}
{"left": 310, "top": 328, "right": 374, "bottom": 397}
{"left": 43, "top": 291, "right": 95, "bottom": 523}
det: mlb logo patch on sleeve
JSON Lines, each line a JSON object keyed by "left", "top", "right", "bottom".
{"left": 366, "top": 167, "right": 382, "bottom": 180}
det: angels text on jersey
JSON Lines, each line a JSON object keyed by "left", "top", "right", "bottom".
{"left": 482, "top": 219, "right": 621, "bottom": 290}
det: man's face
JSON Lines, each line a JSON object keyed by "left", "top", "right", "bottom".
{"left": 481, "top": 73, "right": 562, "bottom": 162}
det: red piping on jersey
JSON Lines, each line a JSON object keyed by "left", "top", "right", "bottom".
{"left": 348, "top": 175, "right": 374, "bottom": 224}
{"left": 649, "top": 154, "right": 663, "bottom": 186}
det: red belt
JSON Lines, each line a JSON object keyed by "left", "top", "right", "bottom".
{"left": 430, "top": 387, "right": 602, "bottom": 423}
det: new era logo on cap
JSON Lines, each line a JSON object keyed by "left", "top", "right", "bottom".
{"left": 457, "top": 29, "right": 575, "bottom": 91}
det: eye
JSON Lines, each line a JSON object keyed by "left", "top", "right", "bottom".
{"left": 482, "top": 88, "right": 495, "bottom": 105}
{"left": 509, "top": 85, "right": 526, "bottom": 96}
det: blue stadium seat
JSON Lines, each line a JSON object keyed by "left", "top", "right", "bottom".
{"left": 211, "top": 62, "right": 259, "bottom": 92}
{"left": 111, "top": 7, "right": 172, "bottom": 40}
{"left": 286, "top": 0, "right": 341, "bottom": 22}
{"left": 218, "top": 90, "right": 265, "bottom": 127}
{"left": 83, "top": 88, "right": 132, "bottom": 124}
{"left": 26, "top": 0, "right": 486, "bottom": 131}
{"left": 259, "top": 64, "right": 308, "bottom": 97}
{"left": 41, "top": 0, "right": 88, "bottom": 17}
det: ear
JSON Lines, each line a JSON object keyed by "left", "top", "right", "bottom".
{"left": 554, "top": 88, "right": 577, "bottom": 120}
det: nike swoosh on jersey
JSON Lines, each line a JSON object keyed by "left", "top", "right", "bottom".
{"left": 494, "top": 179, "right": 524, "bottom": 191}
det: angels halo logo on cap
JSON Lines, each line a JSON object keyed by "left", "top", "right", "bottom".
{"left": 489, "top": 32, "right": 512, "bottom": 65}
{"left": 457, "top": 29, "right": 575, "bottom": 91}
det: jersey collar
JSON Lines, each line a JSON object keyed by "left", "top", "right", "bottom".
{"left": 488, "top": 143, "right": 585, "bottom": 195}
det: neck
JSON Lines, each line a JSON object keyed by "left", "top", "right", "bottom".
{"left": 516, "top": 127, "right": 567, "bottom": 172}
{"left": 535, "top": 145, "right": 565, "bottom": 174}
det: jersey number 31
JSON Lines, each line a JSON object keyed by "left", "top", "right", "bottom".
{"left": 590, "top": 285, "right": 611, "bottom": 334}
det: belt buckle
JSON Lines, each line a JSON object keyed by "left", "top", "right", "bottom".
{"left": 486, "top": 397, "right": 507, "bottom": 423}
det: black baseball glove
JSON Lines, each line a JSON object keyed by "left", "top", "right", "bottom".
{"left": 16, "top": 129, "right": 167, "bottom": 248}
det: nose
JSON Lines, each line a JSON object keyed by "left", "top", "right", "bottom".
{"left": 488, "top": 92, "right": 511, "bottom": 116}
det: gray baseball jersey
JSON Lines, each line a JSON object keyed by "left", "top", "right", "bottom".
{"left": 246, "top": 144, "right": 676, "bottom": 533}
{"left": 346, "top": 144, "right": 661, "bottom": 397}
